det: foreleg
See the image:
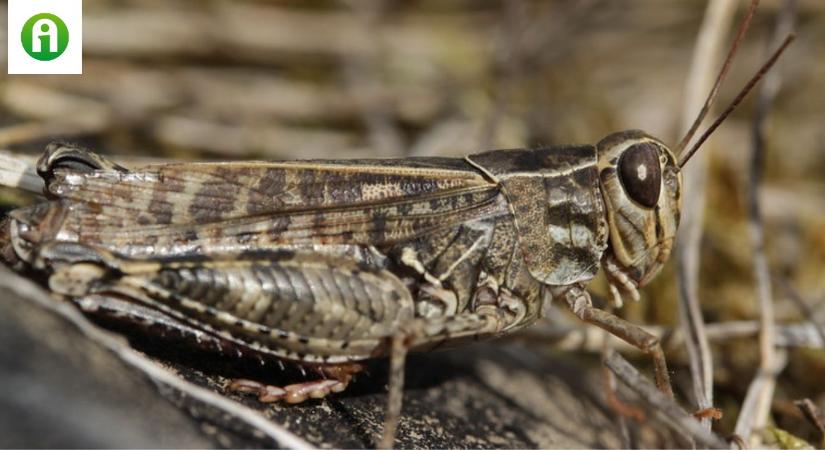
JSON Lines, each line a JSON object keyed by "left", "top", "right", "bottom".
{"left": 556, "top": 285, "right": 674, "bottom": 397}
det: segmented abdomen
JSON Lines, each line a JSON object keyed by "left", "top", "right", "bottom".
{"left": 137, "top": 258, "right": 414, "bottom": 361}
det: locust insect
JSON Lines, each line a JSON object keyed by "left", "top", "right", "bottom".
{"left": 0, "top": 4, "right": 793, "bottom": 448}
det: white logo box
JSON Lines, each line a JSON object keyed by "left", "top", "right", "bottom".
{"left": 8, "top": 0, "right": 83, "bottom": 75}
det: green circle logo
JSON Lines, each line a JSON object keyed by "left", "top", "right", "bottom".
{"left": 21, "top": 13, "right": 69, "bottom": 61}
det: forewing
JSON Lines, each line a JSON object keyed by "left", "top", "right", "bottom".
{"left": 47, "top": 160, "right": 507, "bottom": 258}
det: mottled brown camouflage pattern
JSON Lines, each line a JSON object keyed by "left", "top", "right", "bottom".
{"left": 8, "top": 132, "right": 682, "bottom": 367}
{"left": 17, "top": 161, "right": 503, "bottom": 257}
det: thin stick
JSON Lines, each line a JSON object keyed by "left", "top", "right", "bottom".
{"left": 732, "top": 350, "right": 788, "bottom": 444}
{"left": 734, "top": 0, "right": 796, "bottom": 442}
{"left": 0, "top": 150, "right": 44, "bottom": 194}
{"left": 603, "top": 351, "right": 727, "bottom": 449}
{"left": 794, "top": 399, "right": 825, "bottom": 447}
{"left": 676, "top": 0, "right": 760, "bottom": 155}
{"left": 519, "top": 318, "right": 825, "bottom": 352}
{"left": 781, "top": 280, "right": 825, "bottom": 352}
{"left": 602, "top": 361, "right": 634, "bottom": 447}
{"left": 675, "top": 0, "right": 740, "bottom": 432}
{"left": 600, "top": 326, "right": 635, "bottom": 448}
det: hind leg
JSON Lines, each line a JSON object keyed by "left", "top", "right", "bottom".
{"left": 227, "top": 363, "right": 364, "bottom": 404}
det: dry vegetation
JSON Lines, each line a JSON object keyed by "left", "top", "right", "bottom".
{"left": 1, "top": 0, "right": 824, "bottom": 448}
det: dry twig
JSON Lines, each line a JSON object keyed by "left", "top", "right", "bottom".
{"left": 675, "top": 0, "right": 740, "bottom": 431}
{"left": 733, "top": 0, "right": 797, "bottom": 442}
{"left": 521, "top": 318, "right": 825, "bottom": 354}
{"left": 604, "top": 351, "right": 727, "bottom": 449}
{"left": 0, "top": 151, "right": 43, "bottom": 194}
{"left": 794, "top": 399, "right": 825, "bottom": 447}
{"left": 781, "top": 280, "right": 825, "bottom": 348}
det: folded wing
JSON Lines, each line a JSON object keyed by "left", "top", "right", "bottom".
{"left": 45, "top": 160, "right": 507, "bottom": 258}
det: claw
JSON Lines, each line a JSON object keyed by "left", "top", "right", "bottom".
{"left": 608, "top": 283, "right": 624, "bottom": 309}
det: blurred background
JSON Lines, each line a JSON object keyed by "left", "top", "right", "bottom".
{"left": 0, "top": 0, "right": 824, "bottom": 446}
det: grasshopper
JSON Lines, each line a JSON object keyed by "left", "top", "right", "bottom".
{"left": 0, "top": 6, "right": 792, "bottom": 447}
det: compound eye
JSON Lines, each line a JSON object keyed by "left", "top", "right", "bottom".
{"left": 618, "top": 143, "right": 661, "bottom": 208}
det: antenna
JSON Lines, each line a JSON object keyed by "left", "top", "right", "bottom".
{"left": 678, "top": 34, "right": 795, "bottom": 168}
{"left": 676, "top": 0, "right": 760, "bottom": 156}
